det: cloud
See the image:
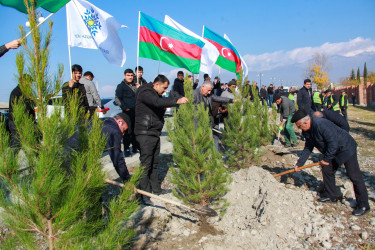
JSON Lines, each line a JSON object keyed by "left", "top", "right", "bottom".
{"left": 243, "top": 37, "right": 375, "bottom": 72}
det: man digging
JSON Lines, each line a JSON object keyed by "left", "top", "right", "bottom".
{"left": 291, "top": 109, "right": 370, "bottom": 216}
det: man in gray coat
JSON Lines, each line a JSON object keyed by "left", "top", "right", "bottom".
{"left": 79, "top": 71, "right": 105, "bottom": 116}
{"left": 193, "top": 80, "right": 233, "bottom": 150}
{"left": 274, "top": 93, "right": 297, "bottom": 147}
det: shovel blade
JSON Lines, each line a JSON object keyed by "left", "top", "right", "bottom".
{"left": 193, "top": 204, "right": 218, "bottom": 217}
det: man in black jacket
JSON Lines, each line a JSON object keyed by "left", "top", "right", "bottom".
{"left": 172, "top": 71, "right": 185, "bottom": 98}
{"left": 62, "top": 64, "right": 89, "bottom": 115}
{"left": 297, "top": 79, "right": 315, "bottom": 116}
{"left": 267, "top": 84, "right": 274, "bottom": 107}
{"left": 260, "top": 85, "right": 268, "bottom": 105}
{"left": 8, "top": 75, "right": 35, "bottom": 150}
{"left": 133, "top": 66, "right": 148, "bottom": 88}
{"left": 115, "top": 68, "right": 139, "bottom": 156}
{"left": 0, "top": 39, "right": 21, "bottom": 58}
{"left": 313, "top": 110, "right": 350, "bottom": 132}
{"left": 135, "top": 75, "right": 188, "bottom": 205}
{"left": 292, "top": 110, "right": 370, "bottom": 216}
{"left": 249, "top": 81, "right": 259, "bottom": 102}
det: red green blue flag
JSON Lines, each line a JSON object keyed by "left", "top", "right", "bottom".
{"left": 138, "top": 12, "right": 204, "bottom": 74}
{"left": 0, "top": 0, "right": 69, "bottom": 13}
{"left": 203, "top": 26, "right": 242, "bottom": 74}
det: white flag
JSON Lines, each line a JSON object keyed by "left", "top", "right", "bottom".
{"left": 164, "top": 15, "right": 219, "bottom": 76}
{"left": 224, "top": 34, "right": 248, "bottom": 79}
{"left": 66, "top": 0, "right": 126, "bottom": 67}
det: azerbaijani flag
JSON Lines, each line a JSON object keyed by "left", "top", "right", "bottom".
{"left": 203, "top": 26, "right": 242, "bottom": 74}
{"left": 0, "top": 0, "right": 69, "bottom": 13}
{"left": 139, "top": 12, "right": 204, "bottom": 74}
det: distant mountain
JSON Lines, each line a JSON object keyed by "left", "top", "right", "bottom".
{"left": 244, "top": 51, "right": 375, "bottom": 87}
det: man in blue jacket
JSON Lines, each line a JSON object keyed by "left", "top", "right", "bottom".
{"left": 291, "top": 110, "right": 369, "bottom": 216}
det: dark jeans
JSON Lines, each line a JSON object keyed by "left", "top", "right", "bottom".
{"left": 123, "top": 109, "right": 139, "bottom": 151}
{"left": 321, "top": 151, "right": 369, "bottom": 208}
{"left": 136, "top": 134, "right": 161, "bottom": 194}
{"left": 268, "top": 94, "right": 273, "bottom": 107}
{"left": 8, "top": 120, "right": 20, "bottom": 150}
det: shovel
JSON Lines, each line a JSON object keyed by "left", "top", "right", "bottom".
{"left": 273, "top": 130, "right": 282, "bottom": 146}
{"left": 104, "top": 179, "right": 218, "bottom": 217}
{"left": 273, "top": 162, "right": 320, "bottom": 177}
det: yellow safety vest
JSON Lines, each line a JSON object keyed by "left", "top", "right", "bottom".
{"left": 313, "top": 92, "right": 322, "bottom": 104}
{"left": 331, "top": 95, "right": 340, "bottom": 111}
{"left": 340, "top": 94, "right": 348, "bottom": 107}
{"left": 288, "top": 93, "right": 295, "bottom": 101}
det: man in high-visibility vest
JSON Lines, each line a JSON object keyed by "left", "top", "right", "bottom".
{"left": 288, "top": 88, "right": 296, "bottom": 104}
{"left": 325, "top": 90, "right": 340, "bottom": 113}
{"left": 313, "top": 91, "right": 323, "bottom": 111}
{"left": 339, "top": 90, "right": 349, "bottom": 120}
{"left": 322, "top": 91, "right": 328, "bottom": 110}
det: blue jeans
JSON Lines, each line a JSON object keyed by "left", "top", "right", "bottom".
{"left": 268, "top": 94, "right": 273, "bottom": 107}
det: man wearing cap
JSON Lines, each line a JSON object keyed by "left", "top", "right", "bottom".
{"left": 291, "top": 109, "right": 370, "bottom": 216}
{"left": 274, "top": 93, "right": 297, "bottom": 147}
{"left": 325, "top": 90, "right": 340, "bottom": 113}
{"left": 339, "top": 90, "right": 349, "bottom": 120}
{"left": 221, "top": 80, "right": 236, "bottom": 99}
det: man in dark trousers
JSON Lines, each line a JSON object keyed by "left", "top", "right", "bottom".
{"left": 135, "top": 75, "right": 188, "bottom": 205}
{"left": 65, "top": 113, "right": 132, "bottom": 182}
{"left": 297, "top": 79, "right": 315, "bottom": 116}
{"left": 267, "top": 84, "right": 274, "bottom": 107}
{"left": 274, "top": 93, "right": 297, "bottom": 147}
{"left": 172, "top": 71, "right": 185, "bottom": 98}
{"left": 313, "top": 110, "right": 350, "bottom": 132}
{"left": 62, "top": 64, "right": 89, "bottom": 115}
{"left": 115, "top": 68, "right": 139, "bottom": 157}
{"left": 260, "top": 85, "right": 268, "bottom": 105}
{"left": 249, "top": 81, "right": 259, "bottom": 102}
{"left": 292, "top": 110, "right": 370, "bottom": 216}
{"left": 325, "top": 89, "right": 340, "bottom": 113}
{"left": 8, "top": 75, "right": 35, "bottom": 150}
{"left": 339, "top": 90, "right": 349, "bottom": 120}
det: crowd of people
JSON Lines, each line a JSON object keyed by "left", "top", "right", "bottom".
{"left": 2, "top": 38, "right": 370, "bottom": 215}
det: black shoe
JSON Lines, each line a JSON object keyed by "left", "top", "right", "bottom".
{"left": 142, "top": 198, "right": 154, "bottom": 206}
{"left": 124, "top": 149, "right": 131, "bottom": 157}
{"left": 317, "top": 197, "right": 338, "bottom": 203}
{"left": 352, "top": 206, "right": 370, "bottom": 216}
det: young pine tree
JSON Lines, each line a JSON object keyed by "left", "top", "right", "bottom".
{"left": 222, "top": 81, "right": 275, "bottom": 169}
{"left": 166, "top": 79, "right": 230, "bottom": 208}
{"left": 0, "top": 3, "right": 140, "bottom": 249}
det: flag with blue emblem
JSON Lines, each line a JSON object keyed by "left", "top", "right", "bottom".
{"left": 66, "top": 0, "right": 126, "bottom": 67}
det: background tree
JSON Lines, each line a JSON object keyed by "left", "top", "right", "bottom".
{"left": 357, "top": 67, "right": 361, "bottom": 83}
{"left": 166, "top": 78, "right": 231, "bottom": 209}
{"left": 364, "top": 62, "right": 368, "bottom": 83}
{"left": 307, "top": 52, "right": 330, "bottom": 89}
{"left": 0, "top": 2, "right": 140, "bottom": 249}
{"left": 351, "top": 69, "right": 356, "bottom": 80}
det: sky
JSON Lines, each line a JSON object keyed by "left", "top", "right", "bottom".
{"left": 1, "top": 0, "right": 375, "bottom": 101}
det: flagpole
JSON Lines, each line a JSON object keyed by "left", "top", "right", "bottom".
{"left": 66, "top": 6, "right": 72, "bottom": 77}
{"left": 200, "top": 25, "right": 205, "bottom": 80}
{"left": 157, "top": 61, "right": 160, "bottom": 74}
{"left": 136, "top": 11, "right": 141, "bottom": 85}
{"left": 22, "top": 12, "right": 55, "bottom": 40}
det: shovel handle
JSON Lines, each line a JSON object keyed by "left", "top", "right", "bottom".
{"left": 104, "top": 179, "right": 202, "bottom": 214}
{"left": 273, "top": 162, "right": 320, "bottom": 177}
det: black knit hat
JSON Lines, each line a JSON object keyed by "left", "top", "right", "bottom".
{"left": 116, "top": 112, "right": 132, "bottom": 134}
{"left": 291, "top": 109, "right": 308, "bottom": 123}
{"left": 273, "top": 93, "right": 282, "bottom": 102}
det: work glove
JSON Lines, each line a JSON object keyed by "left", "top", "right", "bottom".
{"left": 278, "top": 125, "right": 284, "bottom": 131}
